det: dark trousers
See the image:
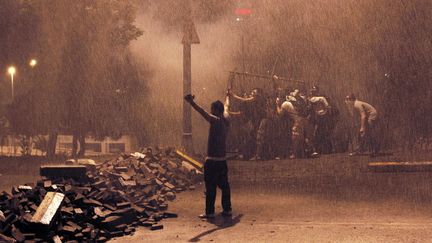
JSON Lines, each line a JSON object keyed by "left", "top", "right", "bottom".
{"left": 356, "top": 119, "right": 380, "bottom": 154}
{"left": 366, "top": 119, "right": 380, "bottom": 155}
{"left": 204, "top": 159, "right": 231, "bottom": 214}
{"left": 313, "top": 115, "right": 333, "bottom": 154}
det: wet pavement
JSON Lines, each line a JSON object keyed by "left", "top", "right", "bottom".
{"left": 2, "top": 153, "right": 432, "bottom": 242}
{"left": 112, "top": 154, "right": 432, "bottom": 242}
{"left": 113, "top": 184, "right": 432, "bottom": 242}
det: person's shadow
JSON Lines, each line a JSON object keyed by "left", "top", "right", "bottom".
{"left": 188, "top": 214, "right": 244, "bottom": 242}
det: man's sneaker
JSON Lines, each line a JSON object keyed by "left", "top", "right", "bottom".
{"left": 311, "top": 152, "right": 319, "bottom": 158}
{"left": 221, "top": 210, "right": 232, "bottom": 217}
{"left": 289, "top": 154, "right": 296, "bottom": 159}
{"left": 198, "top": 213, "right": 215, "bottom": 219}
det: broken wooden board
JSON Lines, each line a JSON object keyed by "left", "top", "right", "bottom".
{"left": 368, "top": 161, "right": 432, "bottom": 172}
{"left": 175, "top": 150, "right": 203, "bottom": 169}
{"left": 31, "top": 192, "right": 64, "bottom": 226}
{"left": 181, "top": 161, "right": 201, "bottom": 174}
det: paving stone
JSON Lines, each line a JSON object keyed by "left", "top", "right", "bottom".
{"left": 150, "top": 224, "right": 163, "bottom": 231}
{"left": 30, "top": 192, "right": 64, "bottom": 227}
{"left": 0, "top": 147, "right": 202, "bottom": 242}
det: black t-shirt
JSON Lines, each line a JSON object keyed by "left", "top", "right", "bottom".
{"left": 246, "top": 95, "right": 266, "bottom": 123}
{"left": 207, "top": 115, "right": 230, "bottom": 158}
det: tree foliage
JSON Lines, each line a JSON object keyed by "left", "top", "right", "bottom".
{"left": 1, "top": 0, "right": 147, "bottom": 156}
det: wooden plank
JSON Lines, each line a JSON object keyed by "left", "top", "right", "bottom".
{"left": 175, "top": 150, "right": 203, "bottom": 169}
{"left": 40, "top": 165, "right": 87, "bottom": 178}
{"left": 368, "top": 161, "right": 432, "bottom": 172}
{"left": 181, "top": 161, "right": 199, "bottom": 173}
{"left": 31, "top": 192, "right": 64, "bottom": 226}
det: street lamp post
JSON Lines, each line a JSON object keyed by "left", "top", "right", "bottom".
{"left": 8, "top": 66, "right": 16, "bottom": 101}
{"left": 7, "top": 66, "right": 16, "bottom": 155}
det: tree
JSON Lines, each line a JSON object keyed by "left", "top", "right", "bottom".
{"left": 53, "top": 1, "right": 144, "bottom": 157}
{"left": 3, "top": 0, "right": 146, "bottom": 157}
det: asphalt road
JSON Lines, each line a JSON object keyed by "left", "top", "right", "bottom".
{"left": 113, "top": 184, "right": 432, "bottom": 243}
{"left": 2, "top": 153, "right": 432, "bottom": 242}
{"left": 112, "top": 153, "right": 432, "bottom": 242}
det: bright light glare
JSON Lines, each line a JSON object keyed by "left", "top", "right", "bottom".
{"left": 29, "top": 59, "right": 37, "bottom": 67}
{"left": 8, "top": 66, "right": 16, "bottom": 75}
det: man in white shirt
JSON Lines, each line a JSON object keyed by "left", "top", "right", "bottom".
{"left": 345, "top": 94, "right": 380, "bottom": 157}
{"left": 309, "top": 86, "right": 333, "bottom": 154}
{"left": 277, "top": 90, "right": 318, "bottom": 159}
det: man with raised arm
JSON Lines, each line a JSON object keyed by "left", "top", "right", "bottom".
{"left": 228, "top": 88, "right": 267, "bottom": 160}
{"left": 184, "top": 93, "right": 232, "bottom": 218}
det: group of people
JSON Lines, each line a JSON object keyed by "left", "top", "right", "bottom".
{"left": 226, "top": 85, "right": 380, "bottom": 159}
{"left": 226, "top": 85, "right": 339, "bottom": 160}
{"left": 183, "top": 86, "right": 380, "bottom": 218}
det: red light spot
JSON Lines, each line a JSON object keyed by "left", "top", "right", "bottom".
{"left": 235, "top": 8, "right": 252, "bottom": 16}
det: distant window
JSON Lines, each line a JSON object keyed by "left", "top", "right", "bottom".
{"left": 86, "top": 143, "right": 102, "bottom": 152}
{"left": 109, "top": 143, "right": 125, "bottom": 153}
{"left": 59, "top": 143, "right": 73, "bottom": 149}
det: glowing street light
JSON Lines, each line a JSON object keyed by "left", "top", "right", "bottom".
{"left": 29, "top": 59, "right": 37, "bottom": 68}
{"left": 8, "top": 66, "right": 16, "bottom": 100}
{"left": 8, "top": 66, "right": 16, "bottom": 76}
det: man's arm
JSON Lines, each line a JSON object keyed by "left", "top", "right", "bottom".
{"left": 276, "top": 98, "right": 284, "bottom": 115}
{"left": 225, "top": 95, "right": 242, "bottom": 116}
{"left": 224, "top": 95, "right": 230, "bottom": 118}
{"left": 227, "top": 89, "right": 255, "bottom": 102}
{"left": 229, "top": 111, "right": 242, "bottom": 116}
{"left": 184, "top": 94, "right": 218, "bottom": 123}
{"left": 359, "top": 105, "right": 367, "bottom": 136}
{"left": 310, "top": 96, "right": 329, "bottom": 107}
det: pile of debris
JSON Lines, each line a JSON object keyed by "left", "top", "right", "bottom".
{"left": 0, "top": 147, "right": 202, "bottom": 242}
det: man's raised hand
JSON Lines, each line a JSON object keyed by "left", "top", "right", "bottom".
{"left": 226, "top": 89, "right": 233, "bottom": 97}
{"left": 184, "top": 94, "right": 195, "bottom": 103}
{"left": 276, "top": 97, "right": 283, "bottom": 107}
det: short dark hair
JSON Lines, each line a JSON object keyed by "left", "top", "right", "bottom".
{"left": 252, "top": 88, "right": 263, "bottom": 96}
{"left": 345, "top": 93, "right": 356, "bottom": 101}
{"left": 211, "top": 100, "right": 224, "bottom": 114}
{"left": 310, "top": 85, "right": 319, "bottom": 95}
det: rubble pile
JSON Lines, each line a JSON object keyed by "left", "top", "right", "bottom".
{"left": 0, "top": 147, "right": 202, "bottom": 242}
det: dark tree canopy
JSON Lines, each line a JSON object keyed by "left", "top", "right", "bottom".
{"left": 1, "top": 0, "right": 147, "bottom": 156}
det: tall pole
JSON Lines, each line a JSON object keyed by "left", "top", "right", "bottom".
{"left": 241, "top": 35, "right": 245, "bottom": 73}
{"left": 7, "top": 66, "right": 16, "bottom": 156}
{"left": 11, "top": 72, "right": 15, "bottom": 156}
{"left": 182, "top": 18, "right": 200, "bottom": 153}
{"left": 11, "top": 73, "right": 14, "bottom": 101}
{"left": 182, "top": 42, "right": 193, "bottom": 153}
